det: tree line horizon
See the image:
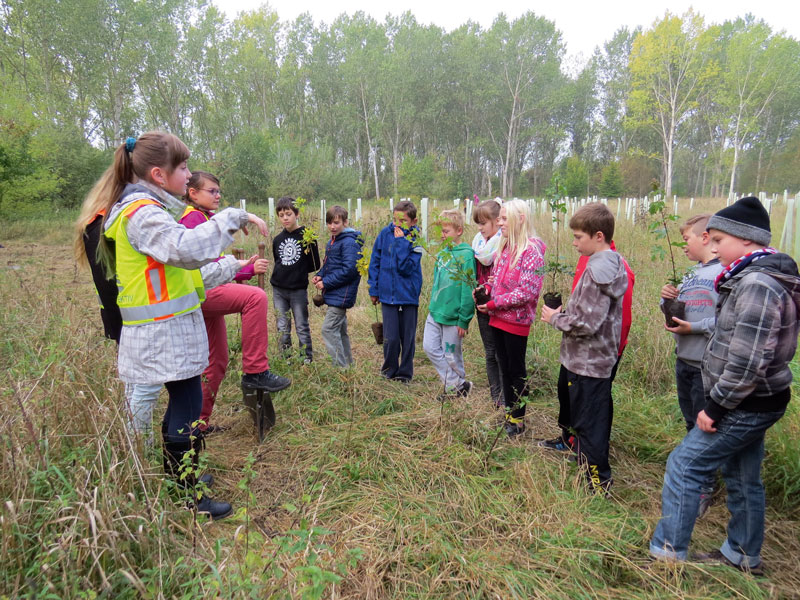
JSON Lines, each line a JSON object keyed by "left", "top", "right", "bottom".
{"left": 1, "top": 0, "right": 799, "bottom": 219}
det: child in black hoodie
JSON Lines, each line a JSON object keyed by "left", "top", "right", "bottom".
{"left": 270, "top": 197, "right": 321, "bottom": 363}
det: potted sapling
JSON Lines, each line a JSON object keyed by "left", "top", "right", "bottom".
{"left": 294, "top": 197, "right": 324, "bottom": 307}
{"left": 648, "top": 197, "right": 689, "bottom": 326}
{"left": 541, "top": 176, "right": 572, "bottom": 309}
{"left": 356, "top": 247, "right": 383, "bottom": 344}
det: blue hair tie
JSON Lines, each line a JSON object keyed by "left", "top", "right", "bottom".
{"left": 125, "top": 137, "right": 136, "bottom": 154}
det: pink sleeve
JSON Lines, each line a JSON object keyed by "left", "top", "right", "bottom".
{"left": 491, "top": 244, "right": 545, "bottom": 309}
{"left": 178, "top": 210, "right": 208, "bottom": 230}
{"left": 234, "top": 264, "right": 255, "bottom": 281}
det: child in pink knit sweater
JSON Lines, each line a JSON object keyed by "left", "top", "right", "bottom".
{"left": 476, "top": 199, "right": 546, "bottom": 437}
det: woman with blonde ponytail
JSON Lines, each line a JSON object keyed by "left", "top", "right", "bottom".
{"left": 74, "top": 131, "right": 269, "bottom": 520}
{"left": 475, "top": 199, "right": 546, "bottom": 437}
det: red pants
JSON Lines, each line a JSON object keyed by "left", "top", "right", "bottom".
{"left": 200, "top": 283, "right": 269, "bottom": 425}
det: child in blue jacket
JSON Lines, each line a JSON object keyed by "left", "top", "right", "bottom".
{"left": 367, "top": 200, "right": 424, "bottom": 382}
{"left": 313, "top": 206, "right": 363, "bottom": 367}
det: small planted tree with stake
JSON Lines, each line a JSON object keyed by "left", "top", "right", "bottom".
{"left": 540, "top": 174, "right": 573, "bottom": 309}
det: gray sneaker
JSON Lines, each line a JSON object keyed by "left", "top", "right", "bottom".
{"left": 241, "top": 370, "right": 291, "bottom": 392}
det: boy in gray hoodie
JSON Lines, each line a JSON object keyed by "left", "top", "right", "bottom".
{"left": 661, "top": 213, "right": 723, "bottom": 517}
{"left": 650, "top": 197, "right": 800, "bottom": 574}
{"left": 541, "top": 203, "right": 628, "bottom": 493}
{"left": 662, "top": 214, "right": 723, "bottom": 429}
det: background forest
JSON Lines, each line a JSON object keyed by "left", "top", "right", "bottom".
{"left": 1, "top": 0, "right": 800, "bottom": 220}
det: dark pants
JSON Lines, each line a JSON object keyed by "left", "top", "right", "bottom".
{"left": 676, "top": 358, "right": 706, "bottom": 431}
{"left": 491, "top": 326, "right": 529, "bottom": 420}
{"left": 557, "top": 355, "right": 621, "bottom": 440}
{"left": 476, "top": 312, "right": 503, "bottom": 403}
{"left": 162, "top": 376, "right": 203, "bottom": 443}
{"left": 381, "top": 304, "right": 418, "bottom": 381}
{"left": 567, "top": 368, "right": 613, "bottom": 489}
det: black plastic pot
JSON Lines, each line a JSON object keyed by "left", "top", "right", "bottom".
{"left": 371, "top": 322, "right": 384, "bottom": 345}
{"left": 661, "top": 298, "right": 687, "bottom": 327}
{"left": 543, "top": 292, "right": 563, "bottom": 310}
{"left": 474, "top": 285, "right": 491, "bottom": 306}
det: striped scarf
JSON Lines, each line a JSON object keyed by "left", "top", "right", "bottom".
{"left": 714, "top": 247, "right": 778, "bottom": 291}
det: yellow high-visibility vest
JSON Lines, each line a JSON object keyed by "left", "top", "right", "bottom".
{"left": 180, "top": 205, "right": 226, "bottom": 257}
{"left": 105, "top": 198, "right": 204, "bottom": 326}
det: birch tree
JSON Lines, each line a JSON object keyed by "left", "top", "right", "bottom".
{"left": 629, "top": 11, "right": 715, "bottom": 198}
{"left": 717, "top": 19, "right": 793, "bottom": 196}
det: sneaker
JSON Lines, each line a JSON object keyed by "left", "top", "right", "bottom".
{"left": 456, "top": 380, "right": 473, "bottom": 398}
{"left": 697, "top": 492, "right": 713, "bottom": 519}
{"left": 692, "top": 550, "right": 764, "bottom": 576}
{"left": 303, "top": 358, "right": 312, "bottom": 365}
{"left": 241, "top": 370, "right": 291, "bottom": 392}
{"left": 196, "top": 494, "right": 233, "bottom": 521}
{"left": 537, "top": 436, "right": 571, "bottom": 452}
{"left": 505, "top": 421, "right": 526, "bottom": 438}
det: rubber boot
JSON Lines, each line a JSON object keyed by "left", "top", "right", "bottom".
{"left": 162, "top": 421, "right": 213, "bottom": 487}
{"left": 191, "top": 434, "right": 230, "bottom": 519}
{"left": 162, "top": 434, "right": 231, "bottom": 520}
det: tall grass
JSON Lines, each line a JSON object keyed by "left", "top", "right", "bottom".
{"left": 1, "top": 198, "right": 798, "bottom": 598}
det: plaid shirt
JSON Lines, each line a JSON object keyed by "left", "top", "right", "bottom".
{"left": 702, "top": 253, "right": 800, "bottom": 417}
{"left": 105, "top": 181, "right": 249, "bottom": 384}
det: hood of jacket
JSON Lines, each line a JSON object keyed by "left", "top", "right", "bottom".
{"left": 331, "top": 227, "right": 363, "bottom": 245}
{"left": 731, "top": 252, "right": 800, "bottom": 310}
{"left": 106, "top": 181, "right": 184, "bottom": 229}
{"left": 587, "top": 250, "right": 628, "bottom": 299}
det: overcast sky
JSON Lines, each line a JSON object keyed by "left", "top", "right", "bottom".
{"left": 213, "top": 0, "right": 799, "bottom": 62}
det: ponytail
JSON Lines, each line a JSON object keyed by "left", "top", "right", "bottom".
{"left": 74, "top": 132, "right": 190, "bottom": 275}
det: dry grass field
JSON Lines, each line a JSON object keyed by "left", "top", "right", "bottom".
{"left": 1, "top": 197, "right": 798, "bottom": 598}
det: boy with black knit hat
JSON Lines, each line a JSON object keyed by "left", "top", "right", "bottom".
{"left": 650, "top": 196, "right": 800, "bottom": 575}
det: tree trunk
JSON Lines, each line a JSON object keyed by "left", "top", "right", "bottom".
{"left": 664, "top": 116, "right": 676, "bottom": 198}
{"left": 503, "top": 98, "right": 519, "bottom": 198}
{"left": 359, "top": 81, "right": 380, "bottom": 200}
{"left": 728, "top": 143, "right": 740, "bottom": 200}
{"left": 755, "top": 146, "right": 765, "bottom": 192}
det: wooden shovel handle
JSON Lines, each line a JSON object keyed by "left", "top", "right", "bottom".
{"left": 257, "top": 242, "right": 266, "bottom": 289}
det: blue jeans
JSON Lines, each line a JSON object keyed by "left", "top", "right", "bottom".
{"left": 273, "top": 286, "right": 313, "bottom": 360}
{"left": 650, "top": 408, "right": 785, "bottom": 567}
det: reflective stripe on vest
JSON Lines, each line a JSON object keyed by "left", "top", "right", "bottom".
{"left": 119, "top": 291, "right": 200, "bottom": 322}
{"left": 105, "top": 198, "right": 203, "bottom": 326}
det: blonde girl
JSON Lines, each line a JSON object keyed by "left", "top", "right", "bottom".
{"left": 475, "top": 199, "right": 546, "bottom": 437}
